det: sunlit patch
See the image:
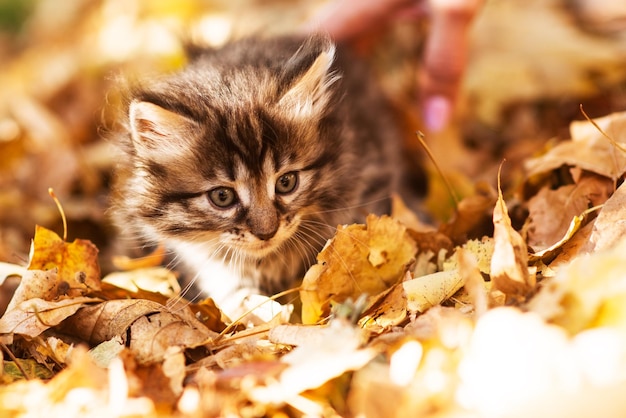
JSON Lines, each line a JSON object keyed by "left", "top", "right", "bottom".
{"left": 191, "top": 14, "right": 233, "bottom": 47}
{"left": 177, "top": 386, "right": 200, "bottom": 415}
{"left": 98, "top": 12, "right": 180, "bottom": 61}
{"left": 389, "top": 340, "right": 422, "bottom": 386}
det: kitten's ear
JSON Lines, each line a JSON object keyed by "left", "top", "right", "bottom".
{"left": 277, "top": 37, "right": 340, "bottom": 119}
{"left": 129, "top": 101, "right": 198, "bottom": 158}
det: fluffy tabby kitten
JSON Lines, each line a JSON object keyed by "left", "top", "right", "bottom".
{"left": 114, "top": 34, "right": 408, "bottom": 312}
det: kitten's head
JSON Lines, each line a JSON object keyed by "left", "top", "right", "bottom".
{"left": 118, "top": 35, "right": 353, "bottom": 262}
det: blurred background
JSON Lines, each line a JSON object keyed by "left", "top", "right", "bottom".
{"left": 1, "top": 0, "right": 625, "bottom": 273}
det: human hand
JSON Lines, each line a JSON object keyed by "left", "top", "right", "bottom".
{"left": 305, "top": 0, "right": 483, "bottom": 132}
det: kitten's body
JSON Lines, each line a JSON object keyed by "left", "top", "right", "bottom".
{"left": 114, "top": 35, "right": 407, "bottom": 311}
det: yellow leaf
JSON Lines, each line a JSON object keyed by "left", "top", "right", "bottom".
{"left": 300, "top": 215, "right": 417, "bottom": 324}
{"left": 403, "top": 270, "right": 464, "bottom": 314}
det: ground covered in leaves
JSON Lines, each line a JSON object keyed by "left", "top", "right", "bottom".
{"left": 2, "top": 0, "right": 626, "bottom": 417}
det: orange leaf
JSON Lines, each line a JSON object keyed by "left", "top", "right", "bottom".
{"left": 28, "top": 225, "right": 101, "bottom": 294}
{"left": 300, "top": 215, "right": 417, "bottom": 324}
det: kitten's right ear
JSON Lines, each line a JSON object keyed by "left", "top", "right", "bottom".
{"left": 277, "top": 36, "right": 339, "bottom": 119}
{"left": 129, "top": 101, "right": 198, "bottom": 158}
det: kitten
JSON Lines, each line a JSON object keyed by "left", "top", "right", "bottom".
{"left": 113, "top": 34, "right": 408, "bottom": 314}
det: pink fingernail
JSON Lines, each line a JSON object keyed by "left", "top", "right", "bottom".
{"left": 423, "top": 96, "right": 451, "bottom": 132}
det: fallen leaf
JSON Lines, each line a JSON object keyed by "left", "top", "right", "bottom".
{"left": 490, "top": 187, "right": 535, "bottom": 303}
{"left": 5, "top": 269, "right": 64, "bottom": 313}
{"left": 439, "top": 182, "right": 497, "bottom": 245}
{"left": 300, "top": 215, "right": 417, "bottom": 324}
{"left": 0, "top": 296, "right": 100, "bottom": 339}
{"left": 443, "top": 237, "right": 494, "bottom": 275}
{"left": 358, "top": 282, "right": 408, "bottom": 330}
{"left": 529, "top": 205, "right": 600, "bottom": 264}
{"left": 525, "top": 111, "right": 626, "bottom": 181}
{"left": 403, "top": 270, "right": 464, "bottom": 315}
{"left": 526, "top": 184, "right": 588, "bottom": 252}
{"left": 27, "top": 225, "right": 100, "bottom": 294}
{"left": 547, "top": 220, "right": 595, "bottom": 269}
{"left": 581, "top": 180, "right": 626, "bottom": 253}
{"left": 59, "top": 299, "right": 216, "bottom": 364}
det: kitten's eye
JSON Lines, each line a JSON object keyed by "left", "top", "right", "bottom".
{"left": 208, "top": 187, "right": 237, "bottom": 208}
{"left": 275, "top": 172, "right": 299, "bottom": 195}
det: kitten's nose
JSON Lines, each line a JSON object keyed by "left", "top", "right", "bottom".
{"left": 247, "top": 207, "right": 279, "bottom": 241}
{"left": 254, "top": 230, "right": 277, "bottom": 241}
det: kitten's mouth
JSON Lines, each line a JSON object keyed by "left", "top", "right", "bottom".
{"left": 243, "top": 240, "right": 278, "bottom": 254}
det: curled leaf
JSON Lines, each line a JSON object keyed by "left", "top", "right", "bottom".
{"left": 491, "top": 186, "right": 535, "bottom": 303}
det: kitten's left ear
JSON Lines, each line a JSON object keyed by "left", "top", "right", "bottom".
{"left": 278, "top": 36, "right": 340, "bottom": 119}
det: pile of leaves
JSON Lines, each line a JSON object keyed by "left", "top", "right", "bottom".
{"left": 2, "top": 111, "right": 626, "bottom": 416}
{"left": 3, "top": 0, "right": 626, "bottom": 417}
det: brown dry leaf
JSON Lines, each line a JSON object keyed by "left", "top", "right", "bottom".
{"left": 569, "top": 170, "right": 614, "bottom": 207}
{"left": 300, "top": 215, "right": 417, "bottom": 324}
{"left": 581, "top": 180, "right": 626, "bottom": 254}
{"left": 59, "top": 299, "right": 216, "bottom": 363}
{"left": 408, "top": 230, "right": 454, "bottom": 264}
{"left": 5, "top": 269, "right": 64, "bottom": 313}
{"left": 96, "top": 278, "right": 228, "bottom": 333}
{"left": 529, "top": 205, "right": 600, "bottom": 265}
{"left": 189, "top": 298, "right": 230, "bottom": 334}
{"left": 27, "top": 225, "right": 101, "bottom": 294}
{"left": 526, "top": 171, "right": 612, "bottom": 256}
{"left": 439, "top": 182, "right": 497, "bottom": 245}
{"left": 0, "top": 296, "right": 100, "bottom": 339}
{"left": 126, "top": 348, "right": 187, "bottom": 407}
{"left": 526, "top": 184, "right": 588, "bottom": 252}
{"left": 491, "top": 187, "right": 535, "bottom": 303}
{"left": 525, "top": 111, "right": 626, "bottom": 181}
{"left": 547, "top": 220, "right": 595, "bottom": 270}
